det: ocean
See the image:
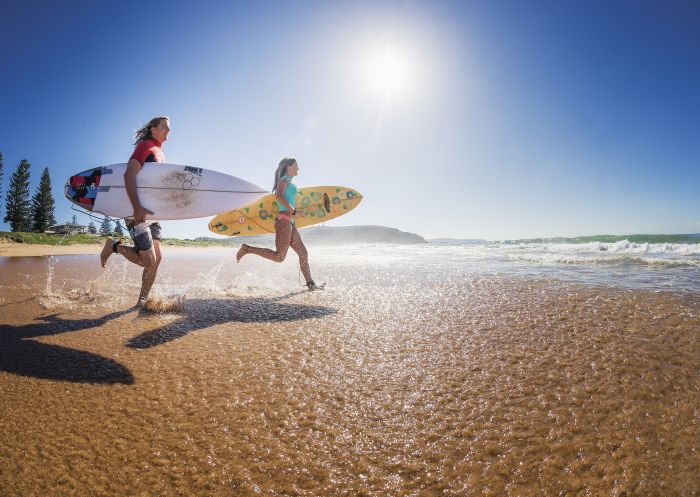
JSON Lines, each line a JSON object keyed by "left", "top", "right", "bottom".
{"left": 425, "top": 238, "right": 700, "bottom": 294}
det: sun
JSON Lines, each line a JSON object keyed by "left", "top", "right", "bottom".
{"left": 362, "top": 44, "right": 414, "bottom": 100}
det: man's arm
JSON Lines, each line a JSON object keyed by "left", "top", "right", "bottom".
{"left": 124, "top": 158, "right": 153, "bottom": 223}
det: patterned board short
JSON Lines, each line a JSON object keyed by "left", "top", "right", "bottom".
{"left": 125, "top": 221, "right": 162, "bottom": 251}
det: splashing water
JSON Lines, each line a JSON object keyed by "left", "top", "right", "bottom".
{"left": 142, "top": 294, "right": 186, "bottom": 314}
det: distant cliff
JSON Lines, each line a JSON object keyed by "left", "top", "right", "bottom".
{"left": 201, "top": 225, "right": 426, "bottom": 246}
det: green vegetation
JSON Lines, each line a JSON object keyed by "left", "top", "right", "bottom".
{"left": 31, "top": 167, "right": 57, "bottom": 232}
{"left": 0, "top": 231, "right": 231, "bottom": 247}
{"left": 0, "top": 151, "right": 4, "bottom": 219}
{"left": 0, "top": 231, "right": 104, "bottom": 245}
{"left": 4, "top": 159, "right": 32, "bottom": 232}
{"left": 159, "top": 237, "right": 230, "bottom": 247}
{"left": 99, "top": 217, "right": 113, "bottom": 234}
{"left": 3, "top": 159, "right": 58, "bottom": 233}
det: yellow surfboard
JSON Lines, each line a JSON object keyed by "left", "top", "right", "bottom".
{"left": 208, "top": 186, "right": 362, "bottom": 236}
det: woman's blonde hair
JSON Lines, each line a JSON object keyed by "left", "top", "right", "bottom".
{"left": 272, "top": 157, "right": 297, "bottom": 193}
{"left": 134, "top": 116, "right": 169, "bottom": 145}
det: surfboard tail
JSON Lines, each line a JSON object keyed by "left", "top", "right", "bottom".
{"left": 64, "top": 167, "right": 103, "bottom": 212}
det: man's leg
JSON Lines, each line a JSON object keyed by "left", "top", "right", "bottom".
{"left": 136, "top": 227, "right": 163, "bottom": 307}
{"left": 101, "top": 237, "right": 147, "bottom": 267}
{"left": 101, "top": 219, "right": 147, "bottom": 268}
{"left": 117, "top": 244, "right": 144, "bottom": 266}
{"left": 136, "top": 246, "right": 158, "bottom": 306}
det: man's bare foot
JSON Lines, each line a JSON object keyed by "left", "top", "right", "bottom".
{"left": 236, "top": 244, "right": 248, "bottom": 263}
{"left": 100, "top": 239, "right": 114, "bottom": 268}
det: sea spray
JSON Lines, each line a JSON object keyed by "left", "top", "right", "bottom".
{"left": 45, "top": 255, "right": 56, "bottom": 297}
{"left": 142, "top": 294, "right": 186, "bottom": 314}
{"left": 156, "top": 255, "right": 283, "bottom": 300}
{"left": 38, "top": 255, "right": 98, "bottom": 309}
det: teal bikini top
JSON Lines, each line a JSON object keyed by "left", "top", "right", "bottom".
{"left": 276, "top": 175, "right": 297, "bottom": 213}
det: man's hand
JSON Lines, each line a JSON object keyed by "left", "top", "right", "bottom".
{"left": 133, "top": 205, "right": 154, "bottom": 224}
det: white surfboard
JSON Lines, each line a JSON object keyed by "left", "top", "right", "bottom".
{"left": 65, "top": 163, "right": 268, "bottom": 220}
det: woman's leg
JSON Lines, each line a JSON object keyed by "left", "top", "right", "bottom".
{"left": 237, "top": 219, "right": 292, "bottom": 263}
{"left": 289, "top": 224, "right": 312, "bottom": 283}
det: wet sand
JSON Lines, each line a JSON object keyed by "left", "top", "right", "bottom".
{"left": 0, "top": 250, "right": 698, "bottom": 496}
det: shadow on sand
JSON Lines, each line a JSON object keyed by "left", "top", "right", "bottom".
{"left": 128, "top": 291, "right": 337, "bottom": 349}
{"left": 0, "top": 310, "right": 135, "bottom": 384}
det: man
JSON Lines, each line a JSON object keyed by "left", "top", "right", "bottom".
{"left": 100, "top": 116, "right": 170, "bottom": 307}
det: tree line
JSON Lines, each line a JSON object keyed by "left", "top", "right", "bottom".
{"left": 0, "top": 151, "right": 121, "bottom": 235}
{"left": 1, "top": 153, "right": 56, "bottom": 232}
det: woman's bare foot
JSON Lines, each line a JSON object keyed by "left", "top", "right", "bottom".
{"left": 100, "top": 239, "right": 114, "bottom": 267}
{"left": 236, "top": 244, "right": 249, "bottom": 263}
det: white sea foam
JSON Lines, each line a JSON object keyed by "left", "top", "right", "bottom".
{"left": 309, "top": 241, "right": 700, "bottom": 293}
{"left": 493, "top": 240, "right": 700, "bottom": 256}
{"left": 481, "top": 241, "right": 700, "bottom": 270}
{"left": 26, "top": 239, "right": 700, "bottom": 312}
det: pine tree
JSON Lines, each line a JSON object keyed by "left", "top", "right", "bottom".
{"left": 4, "top": 159, "right": 32, "bottom": 232}
{"left": 72, "top": 214, "right": 77, "bottom": 224}
{"left": 0, "top": 151, "right": 4, "bottom": 220}
{"left": 31, "top": 167, "right": 56, "bottom": 232}
{"left": 88, "top": 221, "right": 97, "bottom": 234}
{"left": 99, "top": 216, "right": 113, "bottom": 234}
{"left": 114, "top": 221, "right": 124, "bottom": 236}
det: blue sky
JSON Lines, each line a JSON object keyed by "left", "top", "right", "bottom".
{"left": 1, "top": 0, "right": 698, "bottom": 239}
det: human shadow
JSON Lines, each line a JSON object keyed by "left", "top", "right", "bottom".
{"left": 0, "top": 310, "right": 135, "bottom": 384}
{"left": 127, "top": 292, "right": 336, "bottom": 349}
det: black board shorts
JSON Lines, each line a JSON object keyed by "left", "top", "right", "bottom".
{"left": 125, "top": 221, "right": 162, "bottom": 252}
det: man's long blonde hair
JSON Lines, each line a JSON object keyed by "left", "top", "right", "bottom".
{"left": 134, "top": 116, "right": 169, "bottom": 145}
{"left": 272, "top": 157, "right": 296, "bottom": 193}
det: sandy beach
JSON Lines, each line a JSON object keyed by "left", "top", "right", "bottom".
{"left": 0, "top": 239, "right": 234, "bottom": 257}
{"left": 0, "top": 240, "right": 102, "bottom": 257}
{"left": 1, "top": 245, "right": 698, "bottom": 496}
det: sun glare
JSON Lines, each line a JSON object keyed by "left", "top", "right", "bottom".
{"left": 363, "top": 44, "right": 414, "bottom": 100}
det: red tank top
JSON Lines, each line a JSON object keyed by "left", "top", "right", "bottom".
{"left": 130, "top": 138, "right": 165, "bottom": 166}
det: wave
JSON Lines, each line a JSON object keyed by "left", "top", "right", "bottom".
{"left": 487, "top": 240, "right": 700, "bottom": 256}
{"left": 500, "top": 233, "right": 700, "bottom": 245}
{"left": 331, "top": 242, "right": 700, "bottom": 269}
{"left": 431, "top": 234, "right": 700, "bottom": 246}
{"left": 503, "top": 252, "right": 700, "bottom": 268}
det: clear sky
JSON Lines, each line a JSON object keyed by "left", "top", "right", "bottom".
{"left": 1, "top": 0, "right": 698, "bottom": 240}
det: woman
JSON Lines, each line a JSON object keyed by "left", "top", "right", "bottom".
{"left": 236, "top": 157, "right": 320, "bottom": 290}
{"left": 100, "top": 116, "right": 170, "bottom": 306}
